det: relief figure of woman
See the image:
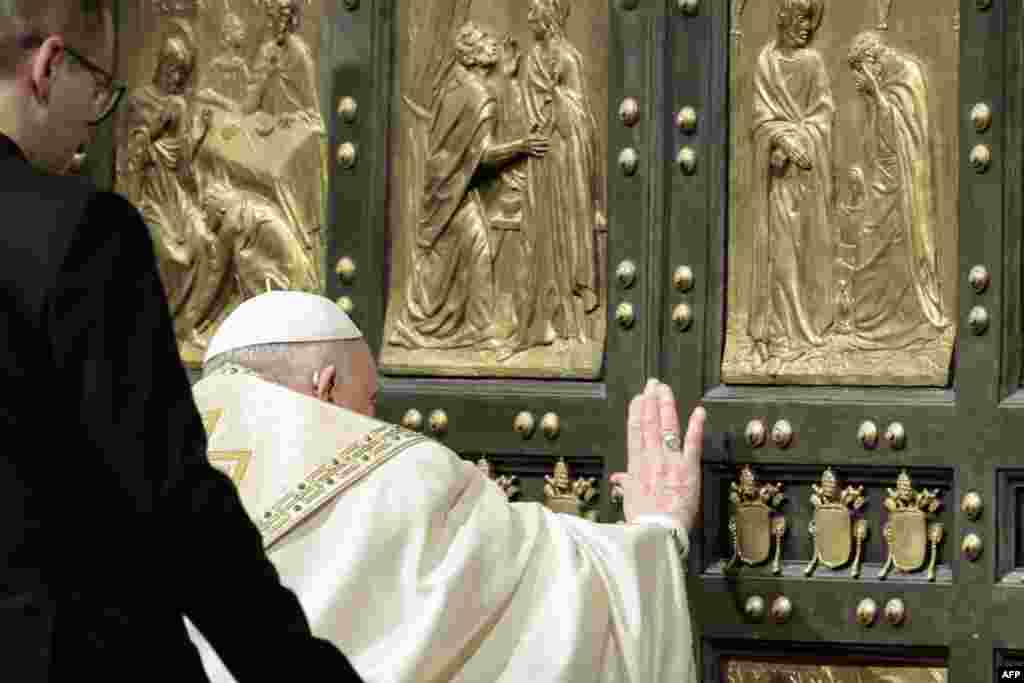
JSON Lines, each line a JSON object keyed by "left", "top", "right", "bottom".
{"left": 510, "top": 0, "right": 602, "bottom": 353}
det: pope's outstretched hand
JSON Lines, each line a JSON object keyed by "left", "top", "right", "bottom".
{"left": 610, "top": 379, "right": 705, "bottom": 531}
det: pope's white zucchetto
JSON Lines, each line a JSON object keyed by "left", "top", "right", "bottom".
{"left": 204, "top": 291, "right": 363, "bottom": 364}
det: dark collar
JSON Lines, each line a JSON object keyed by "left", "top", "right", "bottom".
{"left": 0, "top": 133, "right": 27, "bottom": 163}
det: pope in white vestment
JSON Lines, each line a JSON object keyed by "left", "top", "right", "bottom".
{"left": 186, "top": 292, "right": 701, "bottom": 683}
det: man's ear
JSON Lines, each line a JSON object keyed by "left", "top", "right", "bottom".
{"left": 29, "top": 37, "right": 65, "bottom": 104}
{"left": 314, "top": 364, "right": 337, "bottom": 403}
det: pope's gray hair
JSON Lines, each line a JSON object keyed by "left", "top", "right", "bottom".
{"left": 203, "top": 340, "right": 352, "bottom": 388}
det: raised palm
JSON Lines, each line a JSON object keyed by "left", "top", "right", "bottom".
{"left": 610, "top": 380, "right": 704, "bottom": 530}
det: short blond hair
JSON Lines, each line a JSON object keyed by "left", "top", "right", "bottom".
{"left": 0, "top": 1, "right": 110, "bottom": 76}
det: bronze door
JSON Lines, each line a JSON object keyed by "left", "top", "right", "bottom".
{"left": 332, "top": 0, "right": 650, "bottom": 528}
{"left": 665, "top": 0, "right": 1024, "bottom": 681}
{"left": 91, "top": 1, "right": 1024, "bottom": 681}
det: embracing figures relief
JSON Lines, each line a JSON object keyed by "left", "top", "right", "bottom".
{"left": 722, "top": 0, "right": 958, "bottom": 386}
{"left": 115, "top": 0, "right": 327, "bottom": 365}
{"left": 380, "top": 0, "right": 609, "bottom": 379}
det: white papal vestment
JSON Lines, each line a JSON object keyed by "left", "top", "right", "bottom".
{"left": 186, "top": 367, "right": 696, "bottom": 682}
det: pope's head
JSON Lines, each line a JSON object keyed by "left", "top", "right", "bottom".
{"left": 203, "top": 291, "right": 378, "bottom": 417}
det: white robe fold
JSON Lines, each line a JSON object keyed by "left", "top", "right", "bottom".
{"left": 187, "top": 370, "right": 696, "bottom": 682}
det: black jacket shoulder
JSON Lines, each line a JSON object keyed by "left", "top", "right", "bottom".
{"left": 0, "top": 156, "right": 100, "bottom": 323}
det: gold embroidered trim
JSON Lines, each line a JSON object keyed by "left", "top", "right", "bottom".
{"left": 201, "top": 409, "right": 223, "bottom": 437}
{"left": 207, "top": 362, "right": 264, "bottom": 380}
{"left": 209, "top": 449, "right": 253, "bottom": 487}
{"left": 257, "top": 424, "right": 429, "bottom": 549}
{"left": 201, "top": 407, "right": 253, "bottom": 487}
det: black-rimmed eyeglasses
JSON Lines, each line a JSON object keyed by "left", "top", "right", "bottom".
{"left": 61, "top": 45, "right": 126, "bottom": 125}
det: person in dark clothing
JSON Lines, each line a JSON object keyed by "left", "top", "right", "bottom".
{"left": 0, "top": 3, "right": 362, "bottom": 680}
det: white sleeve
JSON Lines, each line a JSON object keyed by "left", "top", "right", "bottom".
{"left": 189, "top": 441, "right": 697, "bottom": 683}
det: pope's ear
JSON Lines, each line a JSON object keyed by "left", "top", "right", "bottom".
{"left": 315, "top": 364, "right": 337, "bottom": 403}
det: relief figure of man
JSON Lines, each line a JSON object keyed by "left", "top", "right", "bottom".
{"left": 748, "top": 0, "right": 835, "bottom": 363}
{"left": 244, "top": 0, "right": 320, "bottom": 130}
{"left": 237, "top": 0, "right": 326, "bottom": 288}
{"left": 196, "top": 11, "right": 250, "bottom": 111}
{"left": 390, "top": 22, "right": 548, "bottom": 349}
{"left": 846, "top": 31, "right": 949, "bottom": 348}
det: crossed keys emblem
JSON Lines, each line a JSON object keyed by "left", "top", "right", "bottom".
{"left": 725, "top": 465, "right": 787, "bottom": 575}
{"left": 878, "top": 470, "right": 943, "bottom": 581}
{"left": 804, "top": 468, "right": 868, "bottom": 578}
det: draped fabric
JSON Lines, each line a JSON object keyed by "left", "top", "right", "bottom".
{"left": 247, "top": 35, "right": 321, "bottom": 125}
{"left": 389, "top": 65, "right": 499, "bottom": 349}
{"left": 512, "top": 40, "right": 601, "bottom": 348}
{"left": 240, "top": 33, "right": 326, "bottom": 286}
{"left": 852, "top": 52, "right": 949, "bottom": 348}
{"left": 748, "top": 43, "right": 835, "bottom": 358}
{"left": 187, "top": 372, "right": 697, "bottom": 683}
{"left": 222, "top": 196, "right": 319, "bottom": 298}
{"left": 119, "top": 86, "right": 224, "bottom": 338}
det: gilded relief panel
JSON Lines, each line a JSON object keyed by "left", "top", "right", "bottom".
{"left": 722, "top": 0, "right": 959, "bottom": 385}
{"left": 723, "top": 659, "right": 946, "bottom": 683}
{"left": 380, "top": 0, "right": 609, "bottom": 378}
{"left": 116, "top": 0, "right": 328, "bottom": 365}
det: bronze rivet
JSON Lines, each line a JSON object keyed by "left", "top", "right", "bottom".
{"left": 618, "top": 148, "right": 639, "bottom": 176}
{"left": 971, "top": 103, "right": 992, "bottom": 133}
{"left": 744, "top": 595, "right": 765, "bottom": 621}
{"left": 677, "top": 146, "right": 697, "bottom": 175}
{"left": 969, "top": 144, "right": 991, "bottom": 173}
{"left": 513, "top": 411, "right": 536, "bottom": 439}
{"left": 771, "top": 419, "right": 793, "bottom": 448}
{"left": 745, "top": 419, "right": 766, "bottom": 448}
{"left": 856, "top": 598, "right": 878, "bottom": 627}
{"left": 968, "top": 265, "right": 990, "bottom": 293}
{"left": 616, "top": 260, "right": 637, "bottom": 289}
{"left": 672, "top": 303, "right": 693, "bottom": 332}
{"left": 338, "top": 96, "right": 358, "bottom": 123}
{"left": 401, "top": 409, "right": 423, "bottom": 432}
{"left": 969, "top": 305, "right": 989, "bottom": 335}
{"left": 337, "top": 142, "right": 357, "bottom": 169}
{"left": 343, "top": 0, "right": 359, "bottom": 9}
{"left": 678, "top": 0, "right": 699, "bottom": 15}
{"left": 858, "top": 420, "right": 879, "bottom": 449}
{"left": 335, "top": 256, "right": 356, "bottom": 283}
{"left": 962, "top": 533, "right": 983, "bottom": 562}
{"left": 673, "top": 265, "right": 694, "bottom": 292}
{"left": 428, "top": 409, "right": 448, "bottom": 436}
{"left": 541, "top": 412, "right": 561, "bottom": 440}
{"left": 336, "top": 296, "right": 354, "bottom": 314}
{"left": 618, "top": 97, "right": 640, "bottom": 126}
{"left": 676, "top": 106, "right": 697, "bottom": 134}
{"left": 884, "top": 422, "right": 906, "bottom": 450}
{"left": 616, "top": 302, "right": 636, "bottom": 329}
{"left": 884, "top": 598, "right": 905, "bottom": 626}
{"left": 961, "top": 491, "right": 983, "bottom": 521}
{"left": 770, "top": 596, "right": 792, "bottom": 624}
